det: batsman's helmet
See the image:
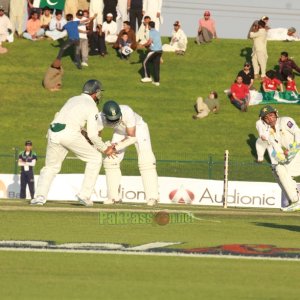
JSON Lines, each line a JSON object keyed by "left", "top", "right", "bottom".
{"left": 102, "top": 100, "right": 122, "bottom": 126}
{"left": 82, "top": 79, "right": 103, "bottom": 103}
{"left": 259, "top": 105, "right": 278, "bottom": 118}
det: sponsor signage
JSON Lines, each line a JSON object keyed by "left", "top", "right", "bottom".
{"left": 0, "top": 240, "right": 299, "bottom": 260}
{"left": 0, "top": 174, "right": 282, "bottom": 208}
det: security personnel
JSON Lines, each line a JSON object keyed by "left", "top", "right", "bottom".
{"left": 18, "top": 140, "right": 37, "bottom": 199}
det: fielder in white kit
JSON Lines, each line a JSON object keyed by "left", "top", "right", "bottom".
{"left": 31, "top": 80, "right": 115, "bottom": 207}
{"left": 97, "top": 100, "right": 159, "bottom": 206}
{"left": 256, "top": 105, "right": 300, "bottom": 211}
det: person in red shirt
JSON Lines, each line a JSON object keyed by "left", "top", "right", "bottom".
{"left": 230, "top": 75, "right": 250, "bottom": 112}
{"left": 286, "top": 73, "right": 298, "bottom": 93}
{"left": 262, "top": 70, "right": 283, "bottom": 100}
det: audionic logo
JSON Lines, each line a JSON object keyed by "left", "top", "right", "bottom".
{"left": 169, "top": 185, "right": 195, "bottom": 204}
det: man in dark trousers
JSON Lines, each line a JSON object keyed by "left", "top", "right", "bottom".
{"left": 18, "top": 140, "right": 37, "bottom": 199}
{"left": 128, "top": 0, "right": 143, "bottom": 32}
{"left": 141, "top": 21, "right": 162, "bottom": 86}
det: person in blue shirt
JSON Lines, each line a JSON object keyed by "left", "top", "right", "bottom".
{"left": 57, "top": 12, "right": 97, "bottom": 69}
{"left": 140, "top": 21, "right": 162, "bottom": 86}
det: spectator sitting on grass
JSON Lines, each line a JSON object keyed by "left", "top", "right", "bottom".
{"left": 40, "top": 6, "right": 52, "bottom": 31}
{"left": 162, "top": 20, "right": 187, "bottom": 55}
{"left": 262, "top": 70, "right": 283, "bottom": 100}
{"left": 279, "top": 73, "right": 299, "bottom": 100}
{"left": 118, "top": 32, "right": 133, "bottom": 59}
{"left": 230, "top": 75, "right": 250, "bottom": 112}
{"left": 276, "top": 51, "right": 300, "bottom": 81}
{"left": 23, "top": 10, "right": 45, "bottom": 41}
{"left": 136, "top": 16, "right": 151, "bottom": 49}
{"left": 113, "top": 21, "right": 137, "bottom": 51}
{"left": 237, "top": 62, "right": 255, "bottom": 90}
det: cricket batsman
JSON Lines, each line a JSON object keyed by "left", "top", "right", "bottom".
{"left": 257, "top": 105, "right": 300, "bottom": 211}
{"left": 97, "top": 100, "right": 159, "bottom": 206}
{"left": 31, "top": 79, "right": 115, "bottom": 207}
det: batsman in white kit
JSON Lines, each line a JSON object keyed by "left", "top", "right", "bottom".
{"left": 31, "top": 80, "right": 115, "bottom": 206}
{"left": 256, "top": 105, "right": 300, "bottom": 212}
{"left": 97, "top": 100, "right": 159, "bottom": 206}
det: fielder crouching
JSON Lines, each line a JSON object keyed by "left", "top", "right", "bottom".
{"left": 97, "top": 100, "right": 159, "bottom": 206}
{"left": 31, "top": 79, "right": 116, "bottom": 207}
{"left": 257, "top": 105, "right": 300, "bottom": 212}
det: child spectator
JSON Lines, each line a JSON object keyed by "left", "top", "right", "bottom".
{"left": 230, "top": 75, "right": 250, "bottom": 112}
{"left": 262, "top": 70, "right": 283, "bottom": 100}
{"left": 118, "top": 32, "right": 133, "bottom": 59}
{"left": 279, "top": 73, "right": 299, "bottom": 100}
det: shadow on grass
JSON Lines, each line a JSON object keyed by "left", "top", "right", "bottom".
{"left": 246, "top": 134, "right": 271, "bottom": 163}
{"left": 240, "top": 47, "right": 252, "bottom": 62}
{"left": 254, "top": 222, "right": 300, "bottom": 232}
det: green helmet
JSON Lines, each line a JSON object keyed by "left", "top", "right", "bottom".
{"left": 259, "top": 105, "right": 278, "bottom": 118}
{"left": 102, "top": 100, "right": 122, "bottom": 126}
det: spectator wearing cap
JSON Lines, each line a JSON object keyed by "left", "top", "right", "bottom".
{"left": 43, "top": 59, "right": 64, "bottom": 91}
{"left": 136, "top": 15, "right": 151, "bottom": 48}
{"left": 162, "top": 20, "right": 187, "bottom": 55}
{"left": 247, "top": 16, "right": 269, "bottom": 39}
{"left": 276, "top": 51, "right": 300, "bottom": 81}
{"left": 102, "top": 13, "right": 118, "bottom": 43}
{"left": 18, "top": 140, "right": 37, "bottom": 199}
{"left": 45, "top": 10, "right": 67, "bottom": 41}
{"left": 75, "top": 9, "right": 89, "bottom": 67}
{"left": 249, "top": 20, "right": 268, "bottom": 79}
{"left": 103, "top": 0, "right": 118, "bottom": 22}
{"left": 40, "top": 7, "right": 52, "bottom": 31}
{"left": 10, "top": 0, "right": 26, "bottom": 37}
{"left": 23, "top": 10, "right": 45, "bottom": 41}
{"left": 128, "top": 0, "right": 143, "bottom": 32}
{"left": 237, "top": 62, "right": 255, "bottom": 89}
{"left": 0, "top": 5, "right": 12, "bottom": 53}
{"left": 113, "top": 21, "right": 137, "bottom": 50}
{"left": 196, "top": 10, "right": 217, "bottom": 44}
{"left": 142, "top": 0, "right": 163, "bottom": 30}
{"left": 267, "top": 26, "right": 299, "bottom": 41}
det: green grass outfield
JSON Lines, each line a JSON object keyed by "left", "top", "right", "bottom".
{"left": 1, "top": 37, "right": 300, "bottom": 180}
{"left": 1, "top": 201, "right": 300, "bottom": 299}
{"left": 1, "top": 37, "right": 300, "bottom": 299}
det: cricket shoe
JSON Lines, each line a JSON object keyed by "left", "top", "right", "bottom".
{"left": 103, "top": 199, "right": 121, "bottom": 205}
{"left": 141, "top": 77, "right": 152, "bottom": 83}
{"left": 147, "top": 198, "right": 158, "bottom": 207}
{"left": 30, "top": 195, "right": 46, "bottom": 206}
{"left": 76, "top": 194, "right": 93, "bottom": 207}
{"left": 281, "top": 201, "right": 300, "bottom": 212}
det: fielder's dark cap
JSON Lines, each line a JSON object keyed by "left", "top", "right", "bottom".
{"left": 25, "top": 140, "right": 32, "bottom": 146}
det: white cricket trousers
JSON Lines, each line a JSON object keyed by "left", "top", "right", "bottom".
{"left": 275, "top": 151, "right": 300, "bottom": 203}
{"left": 103, "top": 123, "right": 159, "bottom": 201}
{"left": 35, "top": 129, "right": 102, "bottom": 200}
